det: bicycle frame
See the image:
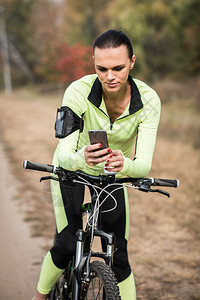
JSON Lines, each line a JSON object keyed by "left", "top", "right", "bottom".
{"left": 72, "top": 187, "right": 116, "bottom": 300}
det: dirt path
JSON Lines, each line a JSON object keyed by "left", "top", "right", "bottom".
{"left": 0, "top": 142, "right": 45, "bottom": 300}
{"left": 0, "top": 85, "right": 199, "bottom": 299}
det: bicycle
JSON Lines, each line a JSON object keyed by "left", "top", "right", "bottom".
{"left": 23, "top": 160, "right": 179, "bottom": 300}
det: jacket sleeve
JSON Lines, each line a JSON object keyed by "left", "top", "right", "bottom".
{"left": 54, "top": 83, "right": 89, "bottom": 171}
{"left": 121, "top": 94, "right": 161, "bottom": 178}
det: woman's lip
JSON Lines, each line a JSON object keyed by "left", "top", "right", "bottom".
{"left": 106, "top": 82, "right": 118, "bottom": 87}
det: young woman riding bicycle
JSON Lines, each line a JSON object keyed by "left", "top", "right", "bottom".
{"left": 33, "top": 29, "right": 161, "bottom": 300}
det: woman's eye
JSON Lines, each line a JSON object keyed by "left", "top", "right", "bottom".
{"left": 97, "top": 66, "right": 125, "bottom": 72}
{"left": 114, "top": 66, "right": 124, "bottom": 71}
{"left": 98, "top": 68, "right": 107, "bottom": 72}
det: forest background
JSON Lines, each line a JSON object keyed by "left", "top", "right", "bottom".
{"left": 0, "top": 1, "right": 200, "bottom": 299}
{"left": 0, "top": 0, "right": 200, "bottom": 87}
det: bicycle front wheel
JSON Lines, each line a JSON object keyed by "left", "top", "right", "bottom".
{"left": 48, "top": 276, "right": 62, "bottom": 300}
{"left": 80, "top": 261, "right": 121, "bottom": 300}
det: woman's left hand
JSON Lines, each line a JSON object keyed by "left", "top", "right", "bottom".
{"left": 104, "top": 150, "right": 124, "bottom": 172}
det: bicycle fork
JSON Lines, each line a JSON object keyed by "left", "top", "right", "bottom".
{"left": 73, "top": 233, "right": 84, "bottom": 300}
{"left": 72, "top": 229, "right": 115, "bottom": 300}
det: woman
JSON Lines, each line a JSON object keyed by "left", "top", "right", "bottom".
{"left": 34, "top": 29, "right": 161, "bottom": 300}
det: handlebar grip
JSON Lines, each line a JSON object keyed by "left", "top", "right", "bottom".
{"left": 23, "top": 160, "right": 56, "bottom": 173}
{"left": 152, "top": 178, "right": 180, "bottom": 188}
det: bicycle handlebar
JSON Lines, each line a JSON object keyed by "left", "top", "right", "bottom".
{"left": 23, "top": 160, "right": 179, "bottom": 190}
{"left": 151, "top": 178, "right": 179, "bottom": 188}
{"left": 23, "top": 160, "right": 56, "bottom": 174}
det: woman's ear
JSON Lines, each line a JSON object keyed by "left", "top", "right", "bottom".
{"left": 130, "top": 55, "right": 136, "bottom": 69}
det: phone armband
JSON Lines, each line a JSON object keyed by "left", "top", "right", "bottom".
{"left": 55, "top": 106, "right": 84, "bottom": 138}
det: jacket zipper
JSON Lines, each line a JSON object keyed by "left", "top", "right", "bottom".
{"left": 98, "top": 107, "right": 130, "bottom": 131}
{"left": 110, "top": 114, "right": 131, "bottom": 130}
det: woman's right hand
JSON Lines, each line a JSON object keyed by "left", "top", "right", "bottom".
{"left": 84, "top": 143, "right": 112, "bottom": 166}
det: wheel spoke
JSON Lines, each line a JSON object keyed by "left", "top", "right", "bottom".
{"left": 95, "top": 280, "right": 103, "bottom": 300}
{"left": 80, "top": 261, "right": 121, "bottom": 300}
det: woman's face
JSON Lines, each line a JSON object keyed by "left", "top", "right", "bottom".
{"left": 93, "top": 45, "right": 135, "bottom": 94}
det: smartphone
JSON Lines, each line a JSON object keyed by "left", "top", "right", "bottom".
{"left": 88, "top": 130, "right": 109, "bottom": 150}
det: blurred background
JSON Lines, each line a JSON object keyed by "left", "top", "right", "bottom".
{"left": 0, "top": 0, "right": 199, "bottom": 89}
{"left": 0, "top": 1, "right": 200, "bottom": 299}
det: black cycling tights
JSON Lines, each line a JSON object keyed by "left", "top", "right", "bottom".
{"left": 50, "top": 181, "right": 131, "bottom": 283}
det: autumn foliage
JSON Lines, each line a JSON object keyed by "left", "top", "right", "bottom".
{"left": 56, "top": 43, "right": 95, "bottom": 83}
{"left": 1, "top": 0, "right": 200, "bottom": 85}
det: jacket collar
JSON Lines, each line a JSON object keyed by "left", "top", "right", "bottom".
{"left": 88, "top": 75, "right": 143, "bottom": 115}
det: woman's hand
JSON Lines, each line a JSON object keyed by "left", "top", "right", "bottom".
{"left": 84, "top": 143, "right": 112, "bottom": 166}
{"left": 104, "top": 150, "right": 124, "bottom": 172}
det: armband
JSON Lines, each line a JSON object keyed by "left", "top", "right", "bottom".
{"left": 55, "top": 106, "right": 84, "bottom": 138}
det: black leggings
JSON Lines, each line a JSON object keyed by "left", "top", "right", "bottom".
{"left": 50, "top": 181, "right": 131, "bottom": 283}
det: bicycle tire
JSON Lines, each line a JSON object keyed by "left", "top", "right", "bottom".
{"left": 48, "top": 275, "right": 64, "bottom": 300}
{"left": 48, "top": 280, "right": 60, "bottom": 300}
{"left": 48, "top": 272, "right": 73, "bottom": 300}
{"left": 80, "top": 261, "right": 121, "bottom": 300}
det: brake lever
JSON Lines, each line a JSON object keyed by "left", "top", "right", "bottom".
{"left": 40, "top": 175, "right": 59, "bottom": 182}
{"left": 149, "top": 188, "right": 170, "bottom": 198}
{"left": 137, "top": 184, "right": 170, "bottom": 198}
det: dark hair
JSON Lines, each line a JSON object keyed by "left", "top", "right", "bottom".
{"left": 93, "top": 30, "right": 133, "bottom": 60}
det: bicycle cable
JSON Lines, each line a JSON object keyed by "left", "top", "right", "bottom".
{"left": 74, "top": 176, "right": 127, "bottom": 248}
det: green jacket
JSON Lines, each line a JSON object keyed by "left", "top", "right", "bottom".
{"left": 53, "top": 74, "right": 161, "bottom": 178}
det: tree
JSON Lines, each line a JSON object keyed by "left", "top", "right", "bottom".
{"left": 169, "top": 0, "right": 200, "bottom": 75}
{"left": 56, "top": 43, "right": 94, "bottom": 83}
{"left": 61, "top": 0, "right": 112, "bottom": 45}
{"left": 107, "top": 0, "right": 150, "bottom": 79}
{"left": 30, "top": 0, "right": 65, "bottom": 81}
{"left": 0, "top": 0, "right": 35, "bottom": 84}
{"left": 107, "top": 0, "right": 200, "bottom": 79}
{"left": 143, "top": 0, "right": 175, "bottom": 79}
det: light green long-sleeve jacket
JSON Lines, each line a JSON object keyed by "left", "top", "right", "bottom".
{"left": 53, "top": 74, "right": 161, "bottom": 178}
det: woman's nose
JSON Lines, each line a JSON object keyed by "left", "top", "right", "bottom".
{"left": 106, "top": 70, "right": 115, "bottom": 80}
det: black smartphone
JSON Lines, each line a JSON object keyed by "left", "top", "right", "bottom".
{"left": 88, "top": 130, "right": 109, "bottom": 150}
